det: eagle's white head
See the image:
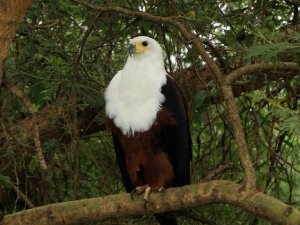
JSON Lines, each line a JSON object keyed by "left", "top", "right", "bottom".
{"left": 122, "top": 36, "right": 166, "bottom": 78}
{"left": 105, "top": 36, "right": 167, "bottom": 136}
{"left": 128, "top": 36, "right": 163, "bottom": 58}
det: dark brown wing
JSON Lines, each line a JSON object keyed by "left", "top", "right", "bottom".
{"left": 160, "top": 75, "right": 192, "bottom": 186}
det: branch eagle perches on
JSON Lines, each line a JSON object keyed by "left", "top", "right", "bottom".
{"left": 3, "top": 180, "right": 300, "bottom": 225}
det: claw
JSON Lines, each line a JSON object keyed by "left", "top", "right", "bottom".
{"left": 143, "top": 198, "right": 149, "bottom": 209}
{"left": 158, "top": 187, "right": 165, "bottom": 192}
{"left": 143, "top": 186, "right": 152, "bottom": 209}
{"left": 143, "top": 186, "right": 152, "bottom": 202}
{"left": 130, "top": 185, "right": 148, "bottom": 200}
{"left": 130, "top": 185, "right": 165, "bottom": 209}
{"left": 130, "top": 188, "right": 137, "bottom": 200}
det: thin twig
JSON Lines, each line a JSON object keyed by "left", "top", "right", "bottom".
{"left": 202, "top": 162, "right": 233, "bottom": 182}
{"left": 75, "top": 12, "right": 102, "bottom": 67}
{"left": 9, "top": 182, "right": 35, "bottom": 209}
{"left": 3, "top": 81, "right": 47, "bottom": 173}
{"left": 32, "top": 19, "right": 60, "bottom": 29}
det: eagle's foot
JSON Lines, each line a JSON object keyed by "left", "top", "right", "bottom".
{"left": 131, "top": 185, "right": 165, "bottom": 209}
{"left": 143, "top": 186, "right": 166, "bottom": 209}
{"left": 143, "top": 186, "right": 152, "bottom": 209}
{"left": 130, "top": 184, "right": 149, "bottom": 200}
{"left": 130, "top": 189, "right": 137, "bottom": 200}
{"left": 158, "top": 187, "right": 165, "bottom": 192}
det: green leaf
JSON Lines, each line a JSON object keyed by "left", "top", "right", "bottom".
{"left": 273, "top": 108, "right": 300, "bottom": 136}
{"left": 192, "top": 90, "right": 209, "bottom": 109}
{"left": 245, "top": 42, "right": 295, "bottom": 62}
{"left": 0, "top": 174, "right": 11, "bottom": 187}
{"left": 244, "top": 90, "right": 266, "bottom": 107}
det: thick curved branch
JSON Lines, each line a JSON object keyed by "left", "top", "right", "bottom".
{"left": 3, "top": 180, "right": 300, "bottom": 225}
{"left": 220, "top": 84, "right": 256, "bottom": 190}
{"left": 226, "top": 62, "right": 300, "bottom": 84}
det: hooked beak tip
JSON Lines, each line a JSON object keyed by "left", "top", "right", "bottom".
{"left": 128, "top": 44, "right": 135, "bottom": 56}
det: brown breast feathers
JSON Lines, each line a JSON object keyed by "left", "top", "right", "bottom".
{"left": 106, "top": 108, "right": 177, "bottom": 189}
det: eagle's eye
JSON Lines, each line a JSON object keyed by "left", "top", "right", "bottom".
{"left": 142, "top": 41, "right": 148, "bottom": 46}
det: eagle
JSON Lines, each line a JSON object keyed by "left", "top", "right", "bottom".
{"left": 105, "top": 36, "right": 192, "bottom": 225}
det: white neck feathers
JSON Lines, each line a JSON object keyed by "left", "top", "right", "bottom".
{"left": 105, "top": 53, "right": 167, "bottom": 136}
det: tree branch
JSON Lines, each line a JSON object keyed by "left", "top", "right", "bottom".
{"left": 3, "top": 180, "right": 300, "bottom": 225}
{"left": 9, "top": 182, "right": 35, "bottom": 209}
{"left": 226, "top": 62, "right": 300, "bottom": 84}
{"left": 202, "top": 163, "right": 233, "bottom": 182}
{"left": 3, "top": 81, "right": 47, "bottom": 173}
{"left": 220, "top": 84, "right": 257, "bottom": 190}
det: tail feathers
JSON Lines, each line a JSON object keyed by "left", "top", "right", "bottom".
{"left": 155, "top": 213, "right": 177, "bottom": 225}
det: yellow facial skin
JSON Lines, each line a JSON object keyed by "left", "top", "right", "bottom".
{"left": 128, "top": 42, "right": 147, "bottom": 55}
{"left": 134, "top": 42, "right": 146, "bottom": 54}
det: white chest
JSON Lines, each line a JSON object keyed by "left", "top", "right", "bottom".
{"left": 105, "top": 58, "right": 166, "bottom": 136}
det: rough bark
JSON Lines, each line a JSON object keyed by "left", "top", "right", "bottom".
{"left": 225, "top": 62, "right": 300, "bottom": 84}
{"left": 0, "top": 0, "right": 33, "bottom": 85}
{"left": 3, "top": 180, "right": 300, "bottom": 225}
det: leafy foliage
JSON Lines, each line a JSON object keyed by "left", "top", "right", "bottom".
{"left": 1, "top": 0, "right": 300, "bottom": 225}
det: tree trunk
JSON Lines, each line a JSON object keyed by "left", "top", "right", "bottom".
{"left": 0, "top": 0, "right": 33, "bottom": 84}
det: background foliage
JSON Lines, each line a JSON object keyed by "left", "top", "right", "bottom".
{"left": 1, "top": 0, "right": 300, "bottom": 224}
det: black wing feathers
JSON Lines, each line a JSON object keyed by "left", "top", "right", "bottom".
{"left": 112, "top": 135, "right": 134, "bottom": 192}
{"left": 161, "top": 76, "right": 192, "bottom": 186}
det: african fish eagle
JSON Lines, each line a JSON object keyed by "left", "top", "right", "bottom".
{"left": 105, "top": 36, "right": 192, "bottom": 225}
